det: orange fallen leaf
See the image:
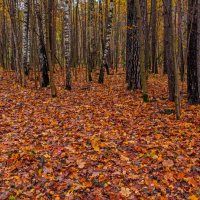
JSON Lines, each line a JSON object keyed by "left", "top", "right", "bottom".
{"left": 186, "top": 177, "right": 198, "bottom": 187}
{"left": 188, "top": 195, "right": 198, "bottom": 200}
{"left": 176, "top": 172, "right": 186, "bottom": 180}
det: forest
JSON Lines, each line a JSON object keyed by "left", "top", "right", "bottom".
{"left": 0, "top": 0, "right": 200, "bottom": 199}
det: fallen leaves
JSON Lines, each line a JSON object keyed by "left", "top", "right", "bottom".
{"left": 0, "top": 72, "right": 199, "bottom": 199}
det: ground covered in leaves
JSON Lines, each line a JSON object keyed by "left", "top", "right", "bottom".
{"left": 0, "top": 70, "right": 200, "bottom": 199}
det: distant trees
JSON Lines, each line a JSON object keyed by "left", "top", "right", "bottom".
{"left": 0, "top": 0, "right": 199, "bottom": 107}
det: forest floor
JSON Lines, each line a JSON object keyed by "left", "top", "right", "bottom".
{"left": 0, "top": 69, "right": 200, "bottom": 199}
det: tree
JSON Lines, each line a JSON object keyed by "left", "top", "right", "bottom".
{"left": 35, "top": 0, "right": 50, "bottom": 87}
{"left": 8, "top": 0, "right": 24, "bottom": 85}
{"left": 163, "top": 0, "right": 175, "bottom": 101}
{"left": 63, "top": 0, "right": 72, "bottom": 90}
{"left": 98, "top": 0, "right": 114, "bottom": 84}
{"left": 22, "top": 0, "right": 30, "bottom": 76}
{"left": 45, "top": 0, "right": 57, "bottom": 97}
{"left": 126, "top": 0, "right": 141, "bottom": 90}
{"left": 151, "top": 0, "right": 158, "bottom": 74}
{"left": 135, "top": 0, "right": 148, "bottom": 101}
{"left": 187, "top": 0, "right": 199, "bottom": 104}
{"left": 177, "top": 0, "right": 184, "bottom": 82}
{"left": 197, "top": 0, "right": 200, "bottom": 92}
{"left": 87, "top": 0, "right": 96, "bottom": 81}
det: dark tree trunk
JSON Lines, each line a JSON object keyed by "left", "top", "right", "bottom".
{"left": 187, "top": 0, "right": 199, "bottom": 104}
{"left": 163, "top": 0, "right": 175, "bottom": 101}
{"left": 151, "top": 0, "right": 158, "bottom": 74}
{"left": 35, "top": 0, "right": 49, "bottom": 87}
{"left": 126, "top": 0, "right": 141, "bottom": 90}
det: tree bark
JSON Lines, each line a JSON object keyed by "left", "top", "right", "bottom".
{"left": 35, "top": 0, "right": 50, "bottom": 87}
{"left": 126, "top": 0, "right": 141, "bottom": 90}
{"left": 187, "top": 0, "right": 199, "bottom": 104}
{"left": 98, "top": 0, "right": 114, "bottom": 83}
{"left": 135, "top": 0, "right": 148, "bottom": 101}
{"left": 163, "top": 0, "right": 175, "bottom": 101}
{"left": 63, "top": 0, "right": 72, "bottom": 90}
{"left": 151, "top": 0, "right": 158, "bottom": 74}
{"left": 23, "top": 0, "right": 30, "bottom": 76}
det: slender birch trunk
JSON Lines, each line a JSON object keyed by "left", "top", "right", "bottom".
{"left": 98, "top": 0, "right": 114, "bottom": 83}
{"left": 63, "top": 0, "right": 72, "bottom": 90}
{"left": 23, "top": 0, "right": 30, "bottom": 76}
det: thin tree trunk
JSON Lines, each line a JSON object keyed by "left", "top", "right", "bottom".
{"left": 98, "top": 0, "right": 114, "bottom": 83}
{"left": 151, "top": 0, "right": 158, "bottom": 74}
{"left": 177, "top": 0, "right": 185, "bottom": 82}
{"left": 64, "top": 0, "right": 72, "bottom": 90}
{"left": 163, "top": 0, "right": 175, "bottom": 101}
{"left": 46, "top": 0, "right": 57, "bottom": 97}
{"left": 23, "top": 0, "right": 30, "bottom": 76}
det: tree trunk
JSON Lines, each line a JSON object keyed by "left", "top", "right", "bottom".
{"left": 177, "top": 0, "right": 185, "bottom": 82}
{"left": 151, "top": 0, "right": 158, "bottom": 74}
{"left": 98, "top": 0, "right": 114, "bottom": 83}
{"left": 23, "top": 0, "right": 30, "bottom": 76}
{"left": 163, "top": 0, "right": 175, "bottom": 101}
{"left": 135, "top": 0, "right": 148, "bottom": 101}
{"left": 126, "top": 0, "right": 141, "bottom": 90}
{"left": 46, "top": 0, "right": 57, "bottom": 97}
{"left": 63, "top": 0, "right": 72, "bottom": 90}
{"left": 197, "top": 0, "right": 200, "bottom": 92}
{"left": 187, "top": 0, "right": 199, "bottom": 104}
{"left": 35, "top": 0, "right": 50, "bottom": 87}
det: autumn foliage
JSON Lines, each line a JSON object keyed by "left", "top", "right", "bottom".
{"left": 0, "top": 71, "right": 199, "bottom": 199}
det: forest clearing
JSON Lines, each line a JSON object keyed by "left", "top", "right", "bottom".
{"left": 0, "top": 0, "right": 200, "bottom": 199}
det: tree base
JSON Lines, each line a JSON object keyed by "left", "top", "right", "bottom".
{"left": 65, "top": 85, "right": 72, "bottom": 91}
{"left": 143, "top": 94, "right": 149, "bottom": 102}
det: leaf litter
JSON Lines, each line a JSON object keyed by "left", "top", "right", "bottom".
{"left": 0, "top": 72, "right": 199, "bottom": 199}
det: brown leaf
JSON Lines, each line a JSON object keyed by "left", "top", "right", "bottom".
{"left": 77, "top": 160, "right": 86, "bottom": 169}
{"left": 162, "top": 159, "right": 174, "bottom": 167}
